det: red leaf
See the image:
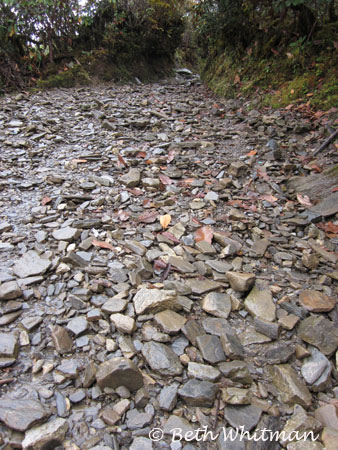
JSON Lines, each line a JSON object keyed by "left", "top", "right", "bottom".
{"left": 137, "top": 210, "right": 158, "bottom": 223}
{"left": 41, "top": 196, "right": 51, "bottom": 206}
{"left": 154, "top": 259, "right": 168, "bottom": 271}
{"left": 127, "top": 188, "right": 143, "bottom": 196}
{"left": 256, "top": 168, "right": 270, "bottom": 181}
{"left": 161, "top": 231, "right": 181, "bottom": 244}
{"left": 159, "top": 174, "right": 173, "bottom": 185}
{"left": 167, "top": 149, "right": 175, "bottom": 163}
{"left": 137, "top": 151, "right": 147, "bottom": 158}
{"left": 92, "top": 239, "right": 115, "bottom": 251}
{"left": 195, "top": 226, "right": 213, "bottom": 244}
{"left": 118, "top": 154, "right": 128, "bottom": 167}
{"left": 116, "top": 210, "right": 130, "bottom": 222}
{"left": 332, "top": 187, "right": 338, "bottom": 192}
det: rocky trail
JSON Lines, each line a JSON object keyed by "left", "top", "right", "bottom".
{"left": 0, "top": 71, "right": 337, "bottom": 450}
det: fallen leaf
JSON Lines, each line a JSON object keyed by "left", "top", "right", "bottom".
{"left": 137, "top": 151, "right": 147, "bottom": 158}
{"left": 71, "top": 159, "right": 87, "bottom": 164}
{"left": 41, "top": 196, "right": 52, "bottom": 206}
{"left": 159, "top": 174, "right": 173, "bottom": 185}
{"left": 137, "top": 210, "right": 158, "bottom": 223}
{"left": 296, "top": 193, "right": 313, "bottom": 207}
{"left": 234, "top": 74, "right": 240, "bottom": 84}
{"left": 260, "top": 194, "right": 278, "bottom": 203}
{"left": 195, "top": 225, "right": 213, "bottom": 244}
{"left": 154, "top": 259, "right": 168, "bottom": 271}
{"left": 92, "top": 239, "right": 115, "bottom": 251}
{"left": 167, "top": 149, "right": 175, "bottom": 163}
{"left": 161, "top": 231, "right": 180, "bottom": 244}
{"left": 247, "top": 150, "right": 257, "bottom": 156}
{"left": 332, "top": 187, "right": 338, "bottom": 192}
{"left": 160, "top": 214, "right": 171, "bottom": 229}
{"left": 127, "top": 188, "right": 143, "bottom": 196}
{"left": 256, "top": 168, "right": 270, "bottom": 181}
{"left": 116, "top": 210, "right": 130, "bottom": 222}
{"left": 118, "top": 154, "right": 128, "bottom": 167}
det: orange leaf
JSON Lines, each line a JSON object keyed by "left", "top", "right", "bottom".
{"left": 247, "top": 150, "right": 257, "bottom": 156}
{"left": 167, "top": 149, "right": 175, "bottom": 163}
{"left": 160, "top": 214, "right": 171, "bottom": 229}
{"left": 71, "top": 159, "right": 87, "bottom": 164}
{"left": 195, "top": 225, "right": 213, "bottom": 244}
{"left": 92, "top": 239, "right": 115, "bottom": 251}
{"left": 137, "top": 151, "right": 147, "bottom": 158}
{"left": 296, "top": 194, "right": 312, "bottom": 207}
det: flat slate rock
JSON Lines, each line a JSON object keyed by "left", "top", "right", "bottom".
{"left": 298, "top": 315, "right": 338, "bottom": 356}
{"left": 244, "top": 282, "right": 276, "bottom": 322}
{"left": 196, "top": 334, "right": 226, "bottom": 363}
{"left": 142, "top": 341, "right": 183, "bottom": 376}
{"left": 223, "top": 404, "right": 262, "bottom": 432}
{"left": 0, "top": 399, "right": 50, "bottom": 432}
{"left": 96, "top": 357, "right": 143, "bottom": 391}
{"left": 299, "top": 290, "right": 336, "bottom": 312}
{"left": 186, "top": 278, "right": 222, "bottom": 295}
{"left": 0, "top": 333, "right": 19, "bottom": 358}
{"left": 13, "top": 250, "right": 51, "bottom": 278}
{"left": 133, "top": 288, "right": 178, "bottom": 315}
{"left": 21, "top": 418, "right": 68, "bottom": 450}
{"left": 178, "top": 378, "right": 218, "bottom": 407}
{"left": 0, "top": 280, "right": 22, "bottom": 300}
{"left": 309, "top": 191, "right": 338, "bottom": 216}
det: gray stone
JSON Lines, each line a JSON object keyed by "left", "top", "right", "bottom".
{"left": 218, "top": 361, "right": 252, "bottom": 384}
{"left": 52, "top": 227, "right": 80, "bottom": 241}
{"left": 57, "top": 359, "right": 81, "bottom": 379}
{"left": 298, "top": 315, "right": 338, "bottom": 356}
{"left": 226, "top": 272, "right": 255, "bottom": 292}
{"left": 196, "top": 334, "right": 226, "bottom": 363}
{"left": 222, "top": 387, "right": 251, "bottom": 405}
{"left": 218, "top": 427, "right": 246, "bottom": 450}
{"left": 181, "top": 319, "right": 205, "bottom": 345}
{"left": 154, "top": 309, "right": 187, "bottom": 334}
{"left": 186, "top": 278, "right": 222, "bottom": 294}
{"left": 120, "top": 168, "right": 141, "bottom": 187}
{"left": 96, "top": 357, "right": 143, "bottom": 391}
{"left": 13, "top": 251, "right": 51, "bottom": 278}
{"left": 169, "top": 256, "right": 195, "bottom": 273}
{"left": 101, "top": 297, "right": 128, "bottom": 314}
{"left": 125, "top": 240, "right": 147, "bottom": 256}
{"left": 178, "top": 379, "right": 218, "bottom": 407}
{"left": 142, "top": 342, "right": 183, "bottom": 376}
{"left": 195, "top": 240, "right": 217, "bottom": 254}
{"left": 202, "top": 292, "right": 231, "bottom": 319}
{"left": 130, "top": 437, "right": 153, "bottom": 450}
{"left": 66, "top": 317, "right": 88, "bottom": 336}
{"left": 0, "top": 281, "right": 22, "bottom": 300}
{"left": 269, "top": 364, "right": 312, "bottom": 408}
{"left": 188, "top": 362, "right": 221, "bottom": 382}
{"left": 163, "top": 415, "right": 195, "bottom": 436}
{"left": 0, "top": 333, "right": 19, "bottom": 358}
{"left": 0, "top": 399, "right": 50, "bottom": 432}
{"left": 254, "top": 317, "right": 280, "bottom": 339}
{"left": 264, "top": 343, "right": 294, "bottom": 364}
{"left": 133, "top": 288, "right": 178, "bottom": 315}
{"left": 301, "top": 346, "right": 331, "bottom": 391}
{"left": 244, "top": 282, "right": 276, "bottom": 321}
{"left": 206, "top": 260, "right": 232, "bottom": 273}
{"left": 159, "top": 383, "right": 179, "bottom": 411}
{"left": 110, "top": 313, "right": 136, "bottom": 334}
{"left": 22, "top": 418, "right": 68, "bottom": 450}
{"left": 281, "top": 405, "right": 322, "bottom": 446}
{"left": 223, "top": 404, "right": 262, "bottom": 432}
{"left": 220, "top": 331, "right": 245, "bottom": 360}
{"left": 126, "top": 409, "right": 152, "bottom": 430}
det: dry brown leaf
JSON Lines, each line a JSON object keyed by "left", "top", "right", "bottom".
{"left": 261, "top": 194, "right": 278, "bottom": 203}
{"left": 92, "top": 239, "right": 115, "bottom": 251}
{"left": 195, "top": 225, "right": 213, "bottom": 244}
{"left": 296, "top": 193, "right": 313, "bottom": 207}
{"left": 118, "top": 154, "right": 128, "bottom": 167}
{"left": 160, "top": 214, "right": 171, "bottom": 229}
{"left": 159, "top": 174, "right": 173, "bottom": 185}
{"left": 137, "top": 210, "right": 158, "bottom": 223}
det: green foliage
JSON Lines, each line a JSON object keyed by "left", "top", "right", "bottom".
{"left": 37, "top": 64, "right": 90, "bottom": 89}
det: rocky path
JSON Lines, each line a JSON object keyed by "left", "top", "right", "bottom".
{"left": 0, "top": 72, "right": 337, "bottom": 450}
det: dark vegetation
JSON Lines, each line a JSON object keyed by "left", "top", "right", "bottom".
{"left": 191, "top": 0, "right": 338, "bottom": 109}
{"left": 0, "top": 0, "right": 184, "bottom": 90}
{"left": 0, "top": 0, "right": 337, "bottom": 110}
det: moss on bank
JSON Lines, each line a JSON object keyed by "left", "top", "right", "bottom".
{"left": 201, "top": 38, "right": 337, "bottom": 111}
